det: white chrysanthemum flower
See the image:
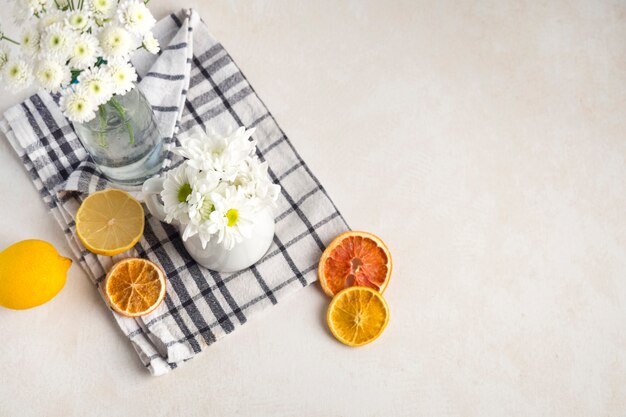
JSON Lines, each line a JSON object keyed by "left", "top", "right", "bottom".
{"left": 20, "top": 26, "right": 41, "bottom": 57}
{"left": 98, "top": 25, "right": 134, "bottom": 60}
{"left": 37, "top": 11, "right": 65, "bottom": 32}
{"left": 175, "top": 126, "right": 257, "bottom": 180}
{"left": 91, "top": 0, "right": 116, "bottom": 19}
{"left": 161, "top": 162, "right": 201, "bottom": 225}
{"left": 208, "top": 186, "right": 256, "bottom": 250}
{"left": 106, "top": 61, "right": 137, "bottom": 95}
{"left": 118, "top": 0, "right": 156, "bottom": 35}
{"left": 4, "top": 58, "right": 32, "bottom": 91}
{"left": 142, "top": 31, "right": 160, "bottom": 54}
{"left": 60, "top": 87, "right": 97, "bottom": 123}
{"left": 34, "top": 59, "right": 70, "bottom": 92}
{"left": 0, "top": 46, "right": 9, "bottom": 74}
{"left": 233, "top": 157, "right": 280, "bottom": 204}
{"left": 13, "top": 0, "right": 49, "bottom": 21}
{"left": 187, "top": 172, "right": 221, "bottom": 221}
{"left": 77, "top": 67, "right": 113, "bottom": 105}
{"left": 69, "top": 33, "right": 100, "bottom": 70}
{"left": 182, "top": 172, "right": 223, "bottom": 246}
{"left": 28, "top": 0, "right": 49, "bottom": 13}
{"left": 66, "top": 10, "right": 92, "bottom": 32}
{"left": 40, "top": 23, "right": 73, "bottom": 62}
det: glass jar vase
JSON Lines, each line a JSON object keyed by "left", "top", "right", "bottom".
{"left": 73, "top": 86, "right": 165, "bottom": 186}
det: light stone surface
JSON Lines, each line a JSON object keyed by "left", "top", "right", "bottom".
{"left": 1, "top": 1, "right": 626, "bottom": 416}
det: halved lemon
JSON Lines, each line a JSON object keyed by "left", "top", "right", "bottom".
{"left": 327, "top": 286, "right": 390, "bottom": 347}
{"left": 76, "top": 189, "right": 145, "bottom": 256}
{"left": 318, "top": 231, "right": 392, "bottom": 297}
{"left": 104, "top": 258, "right": 166, "bottom": 317}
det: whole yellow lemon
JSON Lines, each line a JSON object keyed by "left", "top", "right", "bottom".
{"left": 0, "top": 240, "right": 72, "bottom": 310}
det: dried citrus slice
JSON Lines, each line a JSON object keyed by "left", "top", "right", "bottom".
{"left": 104, "top": 258, "right": 166, "bottom": 317}
{"left": 327, "top": 286, "right": 390, "bottom": 347}
{"left": 318, "top": 231, "right": 392, "bottom": 297}
{"left": 76, "top": 189, "right": 145, "bottom": 256}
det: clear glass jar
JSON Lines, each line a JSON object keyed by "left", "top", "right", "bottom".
{"left": 73, "top": 86, "right": 165, "bottom": 186}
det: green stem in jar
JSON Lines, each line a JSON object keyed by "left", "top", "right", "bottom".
{"left": 109, "top": 96, "right": 134, "bottom": 145}
{"left": 98, "top": 104, "right": 107, "bottom": 148}
{"left": 0, "top": 35, "right": 20, "bottom": 45}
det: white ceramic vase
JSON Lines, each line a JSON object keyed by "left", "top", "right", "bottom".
{"left": 142, "top": 177, "right": 275, "bottom": 273}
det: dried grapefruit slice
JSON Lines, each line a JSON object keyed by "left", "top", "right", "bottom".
{"left": 318, "top": 231, "right": 392, "bottom": 297}
{"left": 104, "top": 258, "right": 166, "bottom": 317}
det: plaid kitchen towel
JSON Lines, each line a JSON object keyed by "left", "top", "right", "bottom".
{"left": 0, "top": 9, "right": 349, "bottom": 375}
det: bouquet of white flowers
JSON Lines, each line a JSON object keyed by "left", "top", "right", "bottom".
{"left": 162, "top": 126, "right": 281, "bottom": 250}
{"left": 0, "top": 0, "right": 159, "bottom": 125}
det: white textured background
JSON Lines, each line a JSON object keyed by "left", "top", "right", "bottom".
{"left": 1, "top": 1, "right": 626, "bottom": 416}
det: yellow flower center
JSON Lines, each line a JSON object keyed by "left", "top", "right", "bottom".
{"left": 177, "top": 183, "right": 192, "bottom": 203}
{"left": 226, "top": 208, "right": 239, "bottom": 227}
{"left": 200, "top": 199, "right": 214, "bottom": 221}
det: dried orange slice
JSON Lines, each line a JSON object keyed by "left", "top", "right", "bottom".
{"left": 104, "top": 258, "right": 166, "bottom": 317}
{"left": 318, "top": 231, "right": 392, "bottom": 297}
{"left": 327, "top": 286, "right": 390, "bottom": 347}
{"left": 76, "top": 189, "right": 145, "bottom": 257}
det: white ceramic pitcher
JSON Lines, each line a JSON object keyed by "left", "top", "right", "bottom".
{"left": 142, "top": 177, "right": 275, "bottom": 273}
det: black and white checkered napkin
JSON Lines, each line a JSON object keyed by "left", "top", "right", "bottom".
{"left": 0, "top": 9, "right": 349, "bottom": 375}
